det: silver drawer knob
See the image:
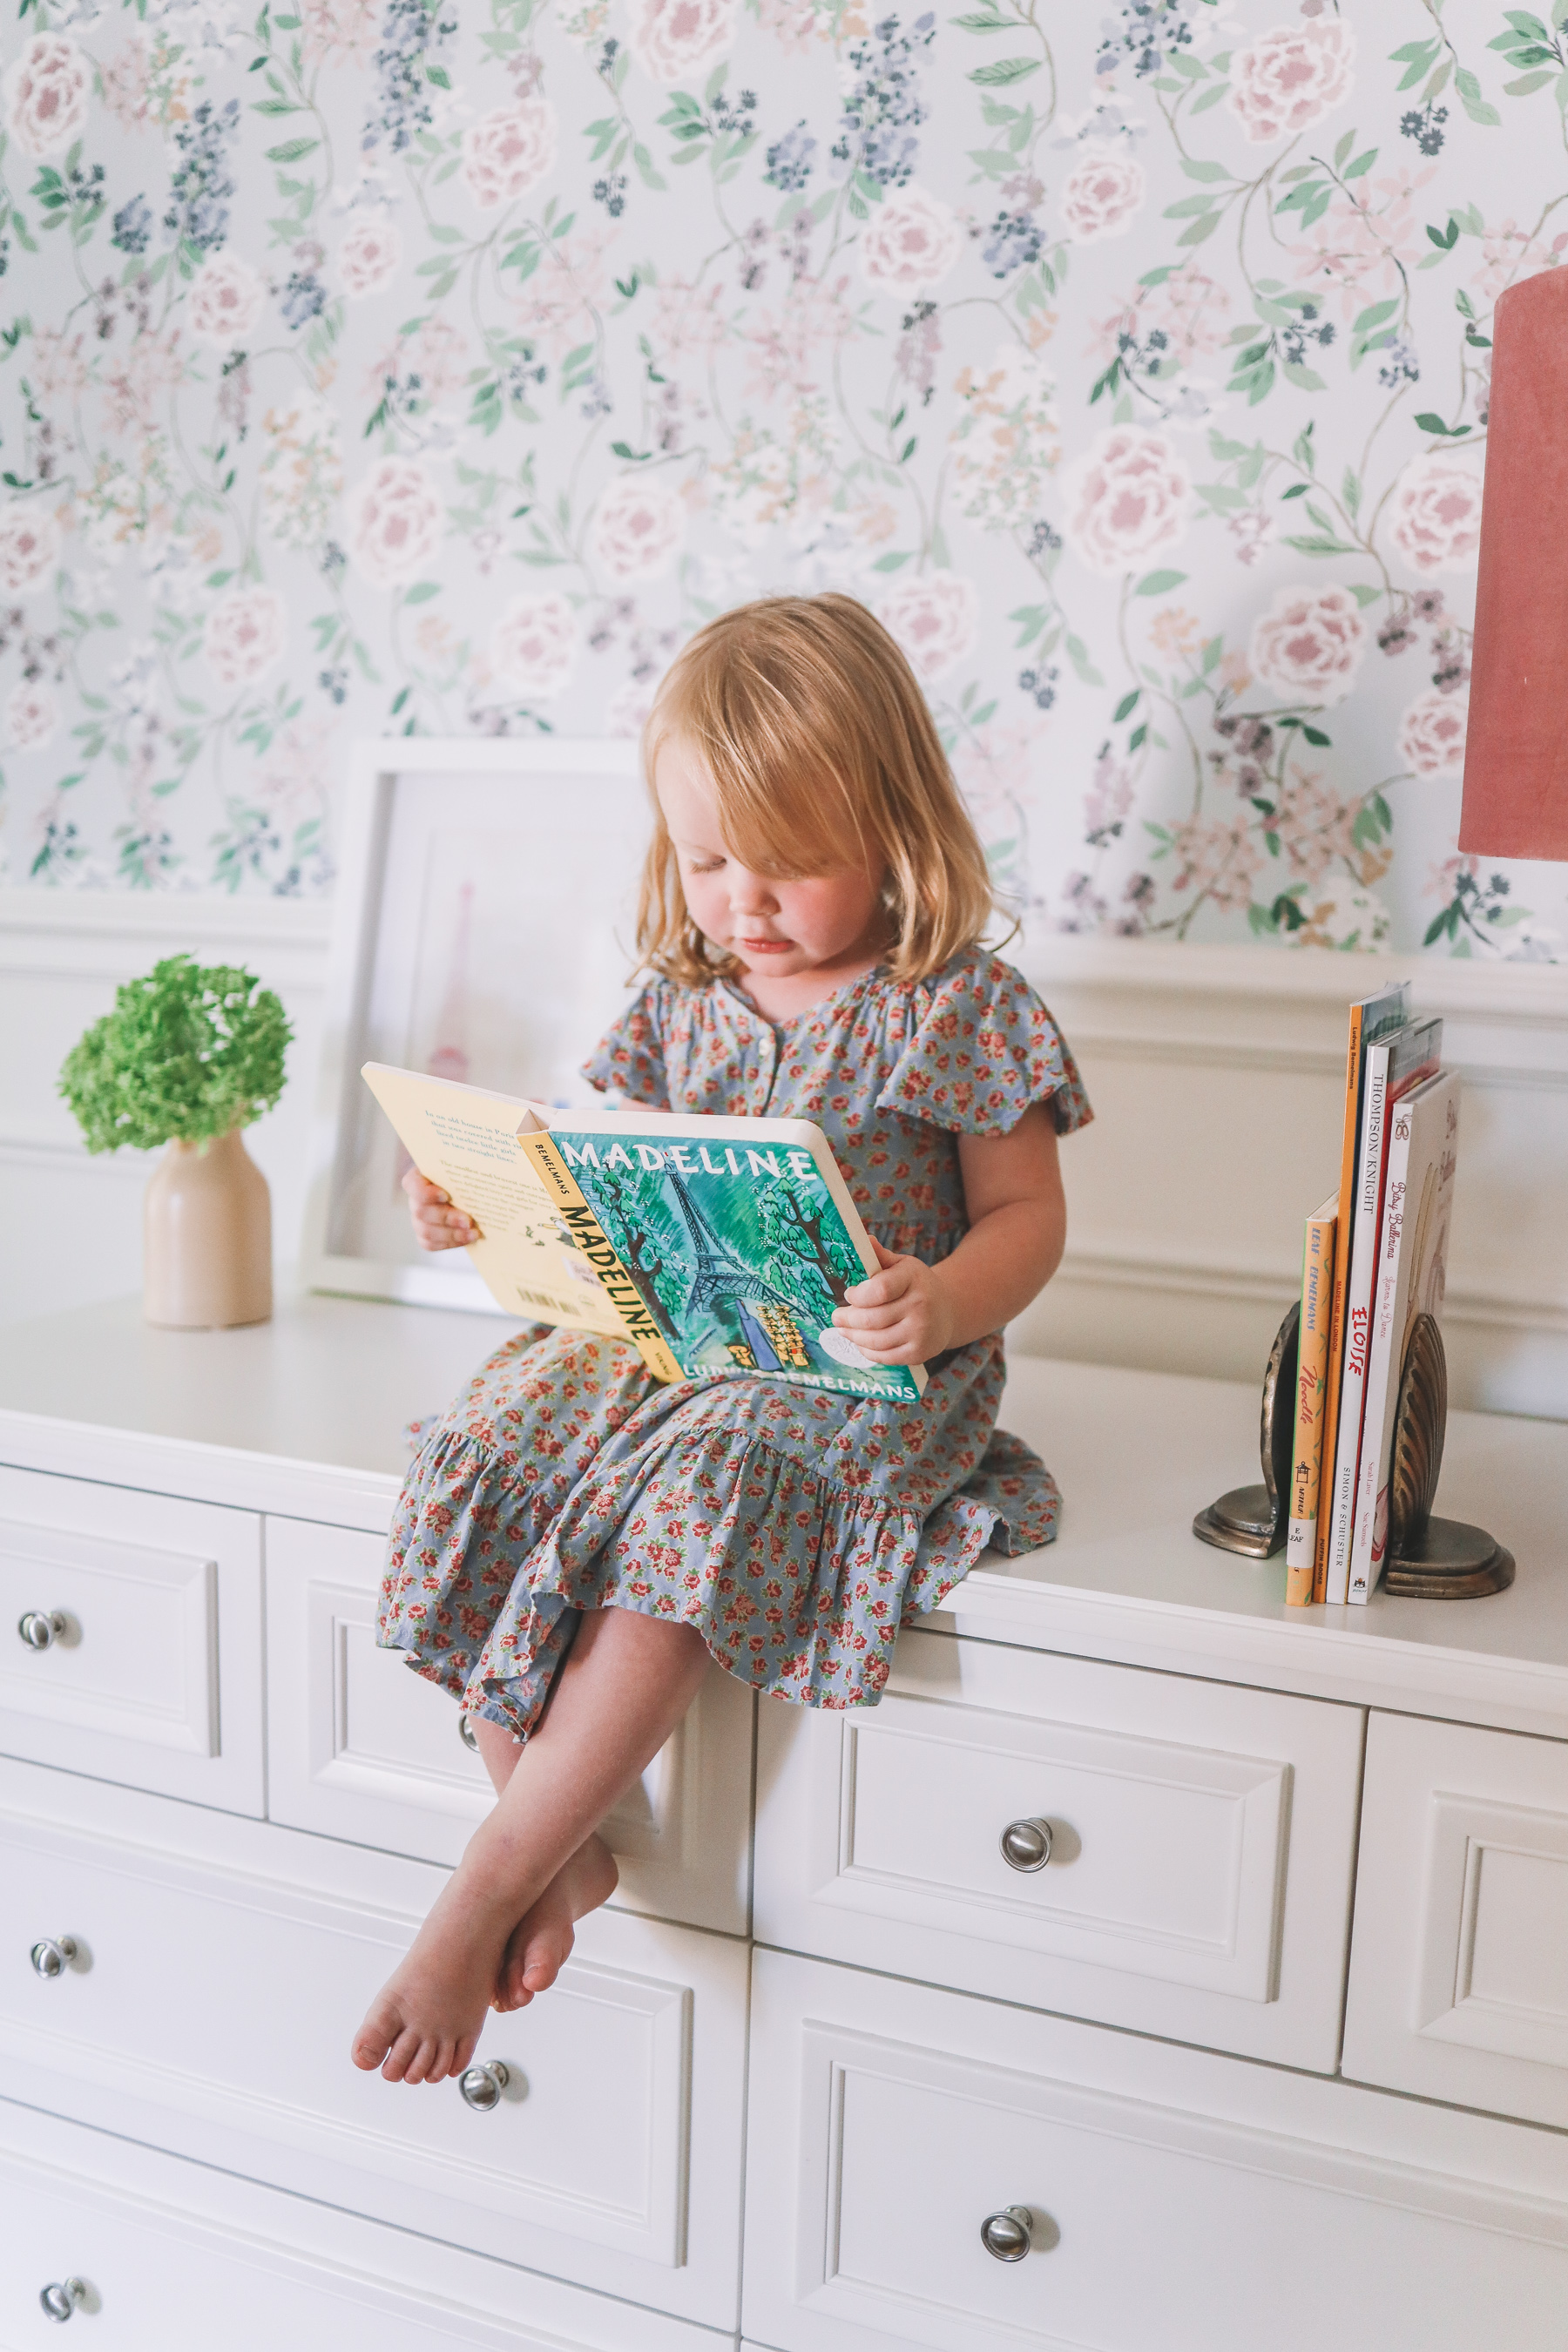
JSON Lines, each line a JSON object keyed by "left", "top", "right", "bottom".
{"left": 999, "top": 1817, "right": 1053, "bottom": 1872}
{"left": 40, "top": 2278, "right": 88, "bottom": 2322}
{"left": 31, "top": 1936, "right": 78, "bottom": 1979}
{"left": 458, "top": 2059, "right": 509, "bottom": 2111}
{"left": 18, "top": 1610, "right": 67, "bottom": 1651}
{"left": 457, "top": 1713, "right": 479, "bottom": 1752}
{"left": 980, "top": 2207, "right": 1033, "bottom": 2262}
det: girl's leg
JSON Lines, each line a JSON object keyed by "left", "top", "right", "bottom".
{"left": 351, "top": 1609, "right": 709, "bottom": 2085}
{"left": 470, "top": 1708, "right": 620, "bottom": 2013}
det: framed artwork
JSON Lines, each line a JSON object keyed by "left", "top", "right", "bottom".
{"left": 302, "top": 736, "right": 648, "bottom": 1312}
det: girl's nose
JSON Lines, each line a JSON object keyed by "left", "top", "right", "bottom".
{"left": 729, "top": 868, "right": 779, "bottom": 915}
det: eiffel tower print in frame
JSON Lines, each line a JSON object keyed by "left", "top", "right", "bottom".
{"left": 547, "top": 1113, "right": 927, "bottom": 1403}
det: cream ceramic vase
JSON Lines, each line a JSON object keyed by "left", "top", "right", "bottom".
{"left": 143, "top": 1127, "right": 273, "bottom": 1329}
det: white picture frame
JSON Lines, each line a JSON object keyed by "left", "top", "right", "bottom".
{"left": 301, "top": 735, "right": 648, "bottom": 1313}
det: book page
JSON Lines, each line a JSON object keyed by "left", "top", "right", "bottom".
{"left": 360, "top": 1064, "right": 625, "bottom": 1333}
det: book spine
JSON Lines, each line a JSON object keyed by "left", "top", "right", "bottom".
{"left": 1324, "top": 1044, "right": 1392, "bottom": 1604}
{"left": 1347, "top": 1115, "right": 1414, "bottom": 1603}
{"left": 1313, "top": 1004, "right": 1364, "bottom": 1606}
{"left": 516, "top": 1133, "right": 685, "bottom": 1385}
{"left": 1285, "top": 1206, "right": 1335, "bottom": 1607}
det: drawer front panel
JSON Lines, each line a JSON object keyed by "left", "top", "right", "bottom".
{"left": 265, "top": 1516, "right": 754, "bottom": 1932}
{"left": 0, "top": 2100, "right": 716, "bottom": 2352}
{"left": 1344, "top": 1712, "right": 1568, "bottom": 2128}
{"left": 0, "top": 1795, "right": 747, "bottom": 2330}
{"left": 754, "top": 1628, "right": 1363, "bottom": 2069}
{"left": 745, "top": 1950, "right": 1568, "bottom": 2352}
{"left": 0, "top": 1466, "right": 262, "bottom": 1814}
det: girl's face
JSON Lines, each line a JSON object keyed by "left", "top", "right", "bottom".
{"left": 654, "top": 732, "right": 888, "bottom": 983}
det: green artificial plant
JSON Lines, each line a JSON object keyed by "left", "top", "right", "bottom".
{"left": 59, "top": 954, "right": 293, "bottom": 1155}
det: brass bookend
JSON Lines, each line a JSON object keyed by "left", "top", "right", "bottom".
{"left": 1382, "top": 1313, "right": 1515, "bottom": 1598}
{"left": 1193, "top": 1301, "right": 1300, "bottom": 1559}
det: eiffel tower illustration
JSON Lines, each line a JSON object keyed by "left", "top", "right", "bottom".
{"left": 667, "top": 1175, "right": 795, "bottom": 1320}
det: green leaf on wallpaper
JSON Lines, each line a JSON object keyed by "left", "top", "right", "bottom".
{"left": 1455, "top": 65, "right": 1502, "bottom": 123}
{"left": 950, "top": 10, "right": 1011, "bottom": 28}
{"left": 1506, "top": 68, "right": 1557, "bottom": 91}
{"left": 1285, "top": 533, "right": 1357, "bottom": 556}
{"left": 1343, "top": 147, "right": 1378, "bottom": 179}
{"left": 1293, "top": 421, "right": 1315, "bottom": 472}
{"left": 1201, "top": 636, "right": 1222, "bottom": 674}
{"left": 1164, "top": 192, "right": 1220, "bottom": 217}
{"left": 1352, "top": 297, "right": 1399, "bottom": 332}
{"left": 1179, "top": 158, "right": 1229, "bottom": 181}
{"left": 1333, "top": 128, "right": 1356, "bottom": 168}
{"left": 1135, "top": 570, "right": 1187, "bottom": 596}
{"left": 1342, "top": 468, "right": 1362, "bottom": 517}
{"left": 1010, "top": 604, "right": 1047, "bottom": 645}
{"left": 969, "top": 57, "right": 1041, "bottom": 84}
{"left": 1281, "top": 482, "right": 1309, "bottom": 499}
{"left": 1350, "top": 583, "right": 1382, "bottom": 607}
{"left": 265, "top": 137, "right": 318, "bottom": 163}
{"left": 1178, "top": 210, "right": 1223, "bottom": 247}
{"left": 1169, "top": 52, "right": 1207, "bottom": 78}
{"left": 1281, "top": 361, "right": 1326, "bottom": 391}
{"left": 1113, "top": 688, "right": 1141, "bottom": 721}
{"left": 1065, "top": 634, "right": 1105, "bottom": 687}
{"left": 1301, "top": 725, "right": 1332, "bottom": 747}
{"left": 875, "top": 551, "right": 914, "bottom": 571}
{"left": 1127, "top": 723, "right": 1148, "bottom": 751}
{"left": 1187, "top": 81, "right": 1230, "bottom": 113}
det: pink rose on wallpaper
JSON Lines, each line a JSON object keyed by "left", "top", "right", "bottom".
{"left": 338, "top": 212, "right": 402, "bottom": 298}
{"left": 6, "top": 679, "right": 57, "bottom": 748}
{"left": 0, "top": 502, "right": 60, "bottom": 594}
{"left": 1388, "top": 452, "right": 1484, "bottom": 576}
{"left": 609, "top": 676, "right": 659, "bottom": 738}
{"left": 188, "top": 251, "right": 266, "bottom": 348}
{"left": 880, "top": 569, "right": 978, "bottom": 684}
{"left": 859, "top": 186, "right": 962, "bottom": 294}
{"left": 1062, "top": 429, "right": 1191, "bottom": 575}
{"left": 203, "top": 586, "right": 286, "bottom": 689}
{"left": 348, "top": 456, "right": 444, "bottom": 585}
{"left": 1060, "top": 147, "right": 1146, "bottom": 243}
{"left": 628, "top": 0, "right": 735, "bottom": 85}
{"left": 589, "top": 474, "right": 686, "bottom": 581}
{"left": 1398, "top": 687, "right": 1468, "bottom": 777}
{"left": 461, "top": 99, "right": 558, "bottom": 209}
{"left": 1249, "top": 584, "right": 1367, "bottom": 704}
{"left": 489, "top": 591, "right": 577, "bottom": 696}
{"left": 1228, "top": 19, "right": 1355, "bottom": 145}
{"left": 3, "top": 33, "right": 90, "bottom": 159}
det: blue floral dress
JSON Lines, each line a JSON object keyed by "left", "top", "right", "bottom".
{"left": 377, "top": 946, "right": 1092, "bottom": 1734}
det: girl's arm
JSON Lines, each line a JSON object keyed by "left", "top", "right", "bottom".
{"left": 832, "top": 1103, "right": 1066, "bottom": 1366}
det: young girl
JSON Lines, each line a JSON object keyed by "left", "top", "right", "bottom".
{"left": 352, "top": 591, "right": 1091, "bottom": 2087}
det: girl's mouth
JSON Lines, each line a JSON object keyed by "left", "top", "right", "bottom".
{"left": 738, "top": 936, "right": 794, "bottom": 955}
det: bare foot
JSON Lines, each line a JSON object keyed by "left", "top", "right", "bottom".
{"left": 494, "top": 1834, "right": 618, "bottom": 2012}
{"left": 351, "top": 1877, "right": 513, "bottom": 2085}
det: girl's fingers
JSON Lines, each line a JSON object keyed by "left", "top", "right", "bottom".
{"left": 835, "top": 1301, "right": 903, "bottom": 1335}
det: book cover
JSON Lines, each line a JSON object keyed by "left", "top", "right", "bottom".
{"left": 1285, "top": 1193, "right": 1337, "bottom": 1608}
{"left": 533, "top": 1101, "right": 927, "bottom": 1402}
{"left": 1312, "top": 981, "right": 1411, "bottom": 1604}
{"left": 1323, "top": 1015, "right": 1443, "bottom": 1603}
{"left": 361, "top": 1064, "right": 926, "bottom": 1402}
{"left": 1347, "top": 1069, "right": 1461, "bottom": 1601}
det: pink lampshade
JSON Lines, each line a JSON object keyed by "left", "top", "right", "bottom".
{"left": 1458, "top": 266, "right": 1568, "bottom": 861}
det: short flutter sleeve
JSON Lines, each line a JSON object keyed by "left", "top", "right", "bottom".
{"left": 581, "top": 982, "right": 672, "bottom": 1109}
{"left": 875, "top": 952, "right": 1092, "bottom": 1138}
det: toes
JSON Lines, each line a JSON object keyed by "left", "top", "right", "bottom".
{"left": 429, "top": 2038, "right": 456, "bottom": 2085}
{"left": 381, "top": 2026, "right": 423, "bottom": 2083}
{"left": 351, "top": 2000, "right": 401, "bottom": 2072}
{"left": 454, "top": 2029, "right": 481, "bottom": 2076}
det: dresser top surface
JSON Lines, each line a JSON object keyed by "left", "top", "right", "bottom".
{"left": 0, "top": 1291, "right": 1564, "bottom": 1728}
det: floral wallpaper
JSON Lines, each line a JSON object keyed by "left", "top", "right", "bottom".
{"left": 0, "top": 0, "right": 1564, "bottom": 956}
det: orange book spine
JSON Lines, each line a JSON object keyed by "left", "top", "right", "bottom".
{"left": 1314, "top": 1004, "right": 1365, "bottom": 1605}
{"left": 1286, "top": 1200, "right": 1336, "bottom": 1607}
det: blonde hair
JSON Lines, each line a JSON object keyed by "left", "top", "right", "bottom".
{"left": 636, "top": 592, "right": 999, "bottom": 987}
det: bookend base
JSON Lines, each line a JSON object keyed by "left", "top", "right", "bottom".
{"left": 1193, "top": 1302, "right": 1300, "bottom": 1561}
{"left": 1381, "top": 1312, "right": 1513, "bottom": 1599}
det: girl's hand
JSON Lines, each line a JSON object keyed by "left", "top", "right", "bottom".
{"left": 403, "top": 1165, "right": 481, "bottom": 1253}
{"left": 832, "top": 1239, "right": 955, "bottom": 1367}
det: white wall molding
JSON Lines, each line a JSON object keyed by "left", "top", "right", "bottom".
{"left": 0, "top": 893, "right": 332, "bottom": 1324}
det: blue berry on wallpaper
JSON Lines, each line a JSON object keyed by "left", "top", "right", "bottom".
{"left": 765, "top": 122, "right": 816, "bottom": 193}
{"left": 164, "top": 98, "right": 240, "bottom": 254}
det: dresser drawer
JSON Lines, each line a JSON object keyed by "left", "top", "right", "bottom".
{"left": 0, "top": 1763, "right": 747, "bottom": 2332}
{"left": 745, "top": 1949, "right": 1568, "bottom": 2352}
{"left": 0, "top": 1465, "right": 262, "bottom": 1815}
{"left": 0, "top": 2099, "right": 719, "bottom": 2352}
{"left": 265, "top": 1516, "right": 754, "bottom": 1934}
{"left": 754, "top": 1627, "right": 1362, "bottom": 2070}
{"left": 1343, "top": 1712, "right": 1568, "bottom": 2129}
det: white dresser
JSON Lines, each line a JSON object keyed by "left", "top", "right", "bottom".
{"left": 3, "top": 1294, "right": 1566, "bottom": 2351}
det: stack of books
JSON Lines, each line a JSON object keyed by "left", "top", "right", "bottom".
{"left": 1286, "top": 983, "right": 1461, "bottom": 1607}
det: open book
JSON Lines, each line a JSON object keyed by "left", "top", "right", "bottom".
{"left": 362, "top": 1064, "right": 927, "bottom": 1402}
